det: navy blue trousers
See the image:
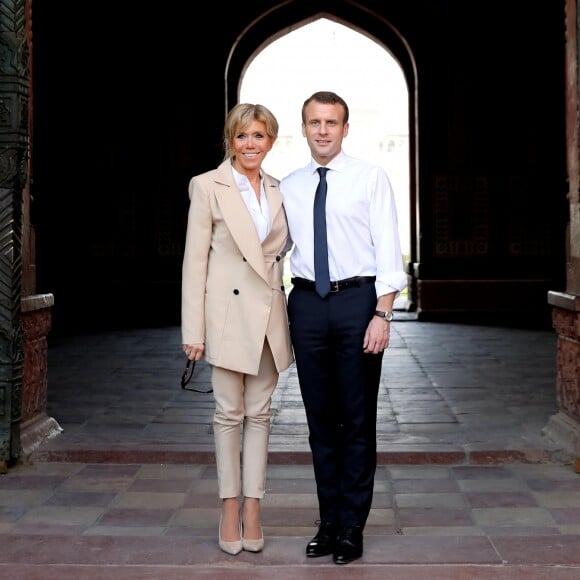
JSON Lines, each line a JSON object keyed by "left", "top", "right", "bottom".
{"left": 288, "top": 282, "right": 383, "bottom": 528}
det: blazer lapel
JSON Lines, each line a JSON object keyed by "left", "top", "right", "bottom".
{"left": 263, "top": 173, "right": 283, "bottom": 228}
{"left": 214, "top": 160, "right": 267, "bottom": 281}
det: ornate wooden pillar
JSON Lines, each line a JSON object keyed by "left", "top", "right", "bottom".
{"left": 545, "top": 0, "right": 580, "bottom": 464}
{"left": 0, "top": 0, "right": 57, "bottom": 470}
{"left": 0, "top": 0, "right": 27, "bottom": 471}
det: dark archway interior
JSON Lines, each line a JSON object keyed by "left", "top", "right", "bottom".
{"left": 30, "top": 1, "right": 567, "bottom": 336}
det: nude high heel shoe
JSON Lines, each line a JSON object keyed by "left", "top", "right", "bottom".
{"left": 219, "top": 516, "right": 242, "bottom": 555}
{"left": 242, "top": 525, "right": 264, "bottom": 552}
{"left": 241, "top": 498, "right": 264, "bottom": 552}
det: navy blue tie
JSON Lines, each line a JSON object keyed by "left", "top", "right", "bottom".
{"left": 313, "top": 167, "right": 331, "bottom": 298}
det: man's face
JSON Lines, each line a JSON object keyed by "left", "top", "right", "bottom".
{"left": 302, "top": 101, "right": 349, "bottom": 165}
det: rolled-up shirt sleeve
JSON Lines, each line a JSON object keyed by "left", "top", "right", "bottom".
{"left": 369, "top": 167, "right": 407, "bottom": 297}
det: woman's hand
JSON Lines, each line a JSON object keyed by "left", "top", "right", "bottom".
{"left": 183, "top": 343, "right": 205, "bottom": 361}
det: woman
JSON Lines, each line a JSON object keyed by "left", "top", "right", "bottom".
{"left": 181, "top": 103, "right": 293, "bottom": 555}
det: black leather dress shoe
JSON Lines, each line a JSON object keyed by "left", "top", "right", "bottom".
{"left": 306, "top": 522, "right": 338, "bottom": 557}
{"left": 333, "top": 525, "right": 363, "bottom": 565}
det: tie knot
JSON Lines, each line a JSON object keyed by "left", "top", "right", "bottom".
{"left": 317, "top": 167, "right": 329, "bottom": 178}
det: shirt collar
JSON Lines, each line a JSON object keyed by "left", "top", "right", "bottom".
{"left": 308, "top": 150, "right": 348, "bottom": 174}
{"left": 231, "top": 164, "right": 262, "bottom": 190}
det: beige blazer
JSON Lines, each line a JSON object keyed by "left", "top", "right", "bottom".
{"left": 181, "top": 159, "right": 294, "bottom": 375}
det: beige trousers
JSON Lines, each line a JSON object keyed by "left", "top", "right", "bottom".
{"left": 211, "top": 340, "right": 278, "bottom": 499}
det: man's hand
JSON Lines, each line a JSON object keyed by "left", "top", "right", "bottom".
{"left": 363, "top": 316, "right": 390, "bottom": 354}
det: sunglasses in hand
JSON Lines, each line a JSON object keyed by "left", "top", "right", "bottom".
{"left": 181, "top": 359, "right": 213, "bottom": 393}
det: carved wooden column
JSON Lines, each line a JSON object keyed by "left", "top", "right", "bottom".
{"left": 0, "top": 0, "right": 27, "bottom": 471}
{"left": 545, "top": 0, "right": 580, "bottom": 464}
{"left": 0, "top": 0, "right": 57, "bottom": 468}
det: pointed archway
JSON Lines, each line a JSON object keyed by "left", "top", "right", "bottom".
{"left": 238, "top": 17, "right": 411, "bottom": 274}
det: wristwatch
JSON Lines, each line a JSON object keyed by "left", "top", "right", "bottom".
{"left": 374, "top": 310, "right": 393, "bottom": 322}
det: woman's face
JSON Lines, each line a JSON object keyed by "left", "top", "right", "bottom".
{"left": 231, "top": 120, "right": 274, "bottom": 174}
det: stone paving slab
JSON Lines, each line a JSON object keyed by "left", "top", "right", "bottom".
{"left": 1, "top": 461, "right": 580, "bottom": 576}
{"left": 31, "top": 321, "right": 570, "bottom": 465}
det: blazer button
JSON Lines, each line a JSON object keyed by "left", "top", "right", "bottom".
{"left": 233, "top": 289, "right": 239, "bottom": 295}
{"left": 281, "top": 286, "right": 285, "bottom": 291}
{"left": 276, "top": 255, "right": 281, "bottom": 261}
{"left": 242, "top": 257, "right": 247, "bottom": 262}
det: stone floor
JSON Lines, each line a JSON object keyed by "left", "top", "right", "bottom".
{"left": 1, "top": 319, "right": 579, "bottom": 578}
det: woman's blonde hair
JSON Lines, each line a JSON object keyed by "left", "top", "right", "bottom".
{"left": 223, "top": 103, "right": 279, "bottom": 162}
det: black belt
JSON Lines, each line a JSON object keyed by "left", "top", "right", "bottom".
{"left": 291, "top": 276, "right": 376, "bottom": 293}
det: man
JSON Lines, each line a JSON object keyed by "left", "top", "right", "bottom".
{"left": 280, "top": 91, "right": 407, "bottom": 565}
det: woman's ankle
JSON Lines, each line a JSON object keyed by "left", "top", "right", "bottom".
{"left": 242, "top": 497, "right": 262, "bottom": 538}
{"left": 220, "top": 497, "right": 241, "bottom": 540}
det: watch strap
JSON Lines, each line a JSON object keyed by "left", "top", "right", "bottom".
{"left": 374, "top": 310, "right": 393, "bottom": 321}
